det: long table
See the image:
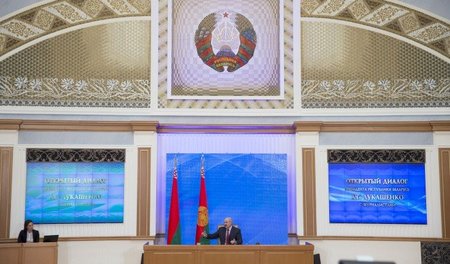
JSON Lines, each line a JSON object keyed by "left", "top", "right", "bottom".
{"left": 143, "top": 245, "right": 314, "bottom": 264}
{"left": 0, "top": 242, "right": 58, "bottom": 264}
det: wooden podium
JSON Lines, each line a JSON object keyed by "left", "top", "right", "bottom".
{"left": 0, "top": 242, "right": 58, "bottom": 264}
{"left": 143, "top": 245, "right": 314, "bottom": 264}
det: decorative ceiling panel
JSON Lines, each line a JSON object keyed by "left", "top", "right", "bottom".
{"left": 301, "top": 22, "right": 450, "bottom": 108}
{"left": 0, "top": 20, "right": 151, "bottom": 108}
{"left": 0, "top": 0, "right": 150, "bottom": 57}
{"left": 301, "top": 0, "right": 450, "bottom": 59}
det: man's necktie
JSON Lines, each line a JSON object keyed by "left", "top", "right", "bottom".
{"left": 225, "top": 228, "right": 230, "bottom": 245}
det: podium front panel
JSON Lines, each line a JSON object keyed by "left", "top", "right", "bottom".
{"left": 0, "top": 244, "right": 21, "bottom": 264}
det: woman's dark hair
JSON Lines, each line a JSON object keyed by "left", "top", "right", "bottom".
{"left": 23, "top": 220, "right": 33, "bottom": 231}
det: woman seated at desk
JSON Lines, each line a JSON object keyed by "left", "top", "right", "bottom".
{"left": 17, "top": 220, "right": 39, "bottom": 243}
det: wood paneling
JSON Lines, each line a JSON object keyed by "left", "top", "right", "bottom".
{"left": 137, "top": 148, "right": 151, "bottom": 237}
{"left": 0, "top": 243, "right": 20, "bottom": 264}
{"left": 144, "top": 246, "right": 197, "bottom": 264}
{"left": 143, "top": 246, "right": 314, "bottom": 264}
{"left": 22, "top": 243, "right": 57, "bottom": 264}
{"left": 261, "top": 249, "right": 313, "bottom": 264}
{"left": 0, "top": 147, "right": 13, "bottom": 239}
{"left": 439, "top": 148, "right": 450, "bottom": 239}
{"left": 302, "top": 148, "right": 316, "bottom": 237}
{"left": 0, "top": 243, "right": 57, "bottom": 264}
{"left": 151, "top": 251, "right": 196, "bottom": 264}
{"left": 199, "top": 250, "right": 258, "bottom": 264}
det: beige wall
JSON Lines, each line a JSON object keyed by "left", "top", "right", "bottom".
{"left": 306, "top": 240, "right": 421, "bottom": 264}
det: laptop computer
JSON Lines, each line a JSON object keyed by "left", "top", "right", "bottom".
{"left": 43, "top": 235, "right": 59, "bottom": 242}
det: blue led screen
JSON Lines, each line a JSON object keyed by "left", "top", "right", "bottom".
{"left": 26, "top": 162, "right": 124, "bottom": 224}
{"left": 329, "top": 163, "right": 426, "bottom": 224}
{"left": 166, "top": 153, "right": 288, "bottom": 245}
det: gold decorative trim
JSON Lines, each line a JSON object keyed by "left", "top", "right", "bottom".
{"left": 0, "top": 75, "right": 151, "bottom": 108}
{"left": 0, "top": 0, "right": 151, "bottom": 58}
{"left": 302, "top": 78, "right": 450, "bottom": 108}
{"left": 301, "top": 0, "right": 450, "bottom": 59}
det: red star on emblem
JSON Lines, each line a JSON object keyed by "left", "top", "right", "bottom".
{"left": 223, "top": 12, "right": 229, "bottom": 18}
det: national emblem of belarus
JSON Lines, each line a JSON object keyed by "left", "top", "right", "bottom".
{"left": 197, "top": 206, "right": 209, "bottom": 227}
{"left": 195, "top": 11, "right": 257, "bottom": 72}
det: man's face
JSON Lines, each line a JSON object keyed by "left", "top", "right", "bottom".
{"left": 224, "top": 219, "right": 232, "bottom": 228}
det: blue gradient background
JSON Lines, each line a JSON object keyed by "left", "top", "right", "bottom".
{"left": 25, "top": 162, "right": 124, "bottom": 224}
{"left": 166, "top": 153, "right": 288, "bottom": 245}
{"left": 329, "top": 163, "right": 427, "bottom": 224}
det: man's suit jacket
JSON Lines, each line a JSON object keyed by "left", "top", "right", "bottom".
{"left": 17, "top": 229, "right": 39, "bottom": 243}
{"left": 206, "top": 226, "right": 243, "bottom": 245}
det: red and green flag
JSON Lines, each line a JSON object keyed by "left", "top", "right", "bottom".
{"left": 195, "top": 156, "right": 210, "bottom": 244}
{"left": 167, "top": 158, "right": 181, "bottom": 244}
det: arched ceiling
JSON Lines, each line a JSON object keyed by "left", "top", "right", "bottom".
{"left": 0, "top": 0, "right": 448, "bottom": 112}
{"left": 301, "top": 0, "right": 450, "bottom": 59}
{"left": 0, "top": 0, "right": 448, "bottom": 60}
{"left": 0, "top": 0, "right": 150, "bottom": 58}
{"left": 1, "top": 0, "right": 449, "bottom": 20}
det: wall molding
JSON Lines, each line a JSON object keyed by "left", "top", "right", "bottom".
{"left": 2, "top": 120, "right": 450, "bottom": 133}
{"left": 157, "top": 124, "right": 295, "bottom": 134}
{"left": 0, "top": 119, "right": 22, "bottom": 130}
{"left": 294, "top": 121, "right": 450, "bottom": 132}
{"left": 0, "top": 119, "right": 158, "bottom": 132}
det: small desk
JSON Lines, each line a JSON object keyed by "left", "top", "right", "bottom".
{"left": 143, "top": 245, "right": 314, "bottom": 264}
{"left": 0, "top": 242, "right": 58, "bottom": 264}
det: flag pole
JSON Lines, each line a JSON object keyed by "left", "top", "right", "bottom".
{"left": 195, "top": 154, "right": 210, "bottom": 244}
{"left": 167, "top": 156, "right": 181, "bottom": 244}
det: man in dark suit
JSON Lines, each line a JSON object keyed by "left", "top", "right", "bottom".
{"left": 202, "top": 217, "right": 243, "bottom": 245}
{"left": 18, "top": 220, "right": 39, "bottom": 243}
